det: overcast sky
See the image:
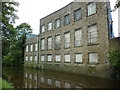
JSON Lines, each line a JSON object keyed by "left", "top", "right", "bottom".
{"left": 14, "top": 0, "right": 118, "bottom": 37}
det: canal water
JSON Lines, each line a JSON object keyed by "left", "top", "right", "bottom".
{"left": 2, "top": 66, "right": 120, "bottom": 88}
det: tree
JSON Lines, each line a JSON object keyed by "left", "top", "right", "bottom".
{"left": 2, "top": 2, "right": 19, "bottom": 58}
{"left": 112, "top": 0, "right": 120, "bottom": 12}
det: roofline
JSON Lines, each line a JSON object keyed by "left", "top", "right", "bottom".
{"left": 40, "top": 2, "right": 74, "bottom": 21}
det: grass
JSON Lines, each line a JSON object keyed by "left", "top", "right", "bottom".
{"left": 0, "top": 78, "right": 14, "bottom": 89}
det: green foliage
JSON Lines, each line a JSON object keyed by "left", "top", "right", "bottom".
{"left": 0, "top": 78, "right": 14, "bottom": 89}
{"left": 109, "top": 50, "right": 120, "bottom": 68}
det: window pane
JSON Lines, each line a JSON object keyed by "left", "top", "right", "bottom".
{"left": 64, "top": 15, "right": 70, "bottom": 25}
{"left": 65, "top": 55, "right": 70, "bottom": 62}
{"left": 48, "top": 55, "right": 52, "bottom": 61}
{"left": 41, "top": 25, "right": 45, "bottom": 33}
{"left": 55, "top": 19, "right": 61, "bottom": 28}
{"left": 74, "top": 9, "right": 82, "bottom": 21}
{"left": 35, "top": 43, "right": 38, "bottom": 51}
{"left": 55, "top": 55, "right": 61, "bottom": 62}
{"left": 89, "top": 53, "right": 98, "bottom": 63}
{"left": 64, "top": 33, "right": 70, "bottom": 48}
{"left": 87, "top": 2, "right": 96, "bottom": 16}
{"left": 26, "top": 56, "right": 28, "bottom": 61}
{"left": 47, "top": 37, "right": 52, "bottom": 50}
{"left": 48, "top": 22, "right": 52, "bottom": 30}
{"left": 30, "top": 44, "right": 33, "bottom": 51}
{"left": 35, "top": 56, "right": 37, "bottom": 62}
{"left": 41, "top": 55, "right": 45, "bottom": 61}
{"left": 75, "top": 29, "right": 82, "bottom": 46}
{"left": 75, "top": 54, "right": 82, "bottom": 63}
{"left": 41, "top": 39, "right": 45, "bottom": 50}
{"left": 26, "top": 45, "right": 28, "bottom": 52}
{"left": 30, "top": 56, "right": 32, "bottom": 61}
{"left": 55, "top": 35, "right": 60, "bottom": 49}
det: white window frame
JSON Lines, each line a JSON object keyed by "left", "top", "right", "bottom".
{"left": 75, "top": 53, "right": 82, "bottom": 63}
{"left": 41, "top": 39, "right": 45, "bottom": 50}
{"left": 26, "top": 56, "right": 28, "bottom": 61}
{"left": 88, "top": 25, "right": 98, "bottom": 44}
{"left": 30, "top": 44, "right": 33, "bottom": 51}
{"left": 89, "top": 53, "right": 98, "bottom": 63}
{"left": 41, "top": 25, "right": 45, "bottom": 33}
{"left": 47, "top": 55, "right": 52, "bottom": 62}
{"left": 41, "top": 55, "right": 45, "bottom": 62}
{"left": 30, "top": 56, "right": 33, "bottom": 61}
{"left": 64, "top": 33, "right": 70, "bottom": 48}
{"left": 35, "top": 43, "right": 38, "bottom": 51}
{"left": 87, "top": 2, "right": 96, "bottom": 16}
{"left": 47, "top": 37, "right": 52, "bottom": 50}
{"left": 47, "top": 22, "right": 52, "bottom": 30}
{"left": 26, "top": 45, "right": 28, "bottom": 52}
{"left": 65, "top": 54, "right": 70, "bottom": 62}
{"left": 55, "top": 55, "right": 61, "bottom": 62}
{"left": 75, "top": 29, "right": 82, "bottom": 47}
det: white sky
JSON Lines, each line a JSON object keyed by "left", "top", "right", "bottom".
{"left": 14, "top": 0, "right": 118, "bottom": 37}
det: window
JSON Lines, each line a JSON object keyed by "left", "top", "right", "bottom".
{"left": 47, "top": 22, "right": 52, "bottom": 30}
{"left": 35, "top": 43, "right": 38, "bottom": 51}
{"left": 47, "top": 55, "right": 52, "bottom": 62}
{"left": 41, "top": 25, "right": 45, "bottom": 33}
{"left": 47, "top": 37, "right": 52, "bottom": 50}
{"left": 65, "top": 54, "right": 70, "bottom": 62}
{"left": 88, "top": 25, "right": 98, "bottom": 44}
{"left": 55, "top": 35, "right": 60, "bottom": 49}
{"left": 40, "top": 77, "right": 44, "bottom": 83}
{"left": 30, "top": 44, "right": 33, "bottom": 51}
{"left": 64, "top": 33, "right": 70, "bottom": 48}
{"left": 55, "top": 18, "right": 61, "bottom": 28}
{"left": 47, "top": 79, "right": 52, "bottom": 85}
{"left": 89, "top": 53, "right": 98, "bottom": 63}
{"left": 34, "top": 55, "right": 37, "bottom": 62}
{"left": 75, "top": 54, "right": 82, "bottom": 63}
{"left": 41, "top": 55, "right": 45, "bottom": 62}
{"left": 30, "top": 56, "right": 33, "bottom": 61}
{"left": 55, "top": 55, "right": 61, "bottom": 62}
{"left": 64, "top": 14, "right": 70, "bottom": 25}
{"left": 55, "top": 81, "right": 60, "bottom": 88}
{"left": 74, "top": 8, "right": 82, "bottom": 21}
{"left": 87, "top": 2, "right": 96, "bottom": 16}
{"left": 26, "top": 45, "right": 28, "bottom": 52}
{"left": 26, "top": 56, "right": 28, "bottom": 61}
{"left": 64, "top": 83, "right": 70, "bottom": 88}
{"left": 75, "top": 29, "right": 82, "bottom": 47}
{"left": 41, "top": 39, "right": 45, "bottom": 50}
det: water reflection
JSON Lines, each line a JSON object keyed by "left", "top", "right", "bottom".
{"left": 2, "top": 66, "right": 120, "bottom": 88}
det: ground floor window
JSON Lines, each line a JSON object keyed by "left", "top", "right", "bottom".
{"left": 55, "top": 55, "right": 61, "bottom": 62}
{"left": 41, "top": 55, "right": 45, "bottom": 62}
{"left": 47, "top": 55, "right": 52, "bottom": 62}
{"left": 89, "top": 53, "right": 98, "bottom": 63}
{"left": 26, "top": 56, "right": 28, "bottom": 61}
{"left": 64, "top": 54, "right": 70, "bottom": 62}
{"left": 34, "top": 56, "right": 37, "bottom": 62}
{"left": 75, "top": 53, "right": 82, "bottom": 63}
{"left": 30, "top": 56, "right": 33, "bottom": 61}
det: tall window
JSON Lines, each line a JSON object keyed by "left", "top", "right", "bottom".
{"left": 89, "top": 53, "right": 98, "bottom": 63}
{"left": 75, "top": 53, "right": 82, "bottom": 63}
{"left": 64, "top": 33, "right": 70, "bottom": 48}
{"left": 64, "top": 54, "right": 70, "bottom": 62}
{"left": 35, "top": 43, "right": 38, "bottom": 51}
{"left": 41, "top": 55, "right": 45, "bottom": 62}
{"left": 55, "top": 18, "right": 61, "bottom": 28}
{"left": 47, "top": 22, "right": 52, "bottom": 30}
{"left": 30, "top": 44, "right": 33, "bottom": 51}
{"left": 41, "top": 25, "right": 45, "bottom": 33}
{"left": 87, "top": 2, "right": 96, "bottom": 16}
{"left": 74, "top": 8, "right": 82, "bottom": 21}
{"left": 30, "top": 56, "right": 32, "bottom": 61}
{"left": 47, "top": 55, "right": 52, "bottom": 62}
{"left": 64, "top": 14, "right": 70, "bottom": 25}
{"left": 26, "top": 56, "right": 28, "bottom": 61}
{"left": 88, "top": 25, "right": 98, "bottom": 44}
{"left": 55, "top": 35, "right": 60, "bottom": 49}
{"left": 41, "top": 39, "right": 45, "bottom": 50}
{"left": 26, "top": 45, "right": 28, "bottom": 52}
{"left": 47, "top": 37, "right": 52, "bottom": 50}
{"left": 55, "top": 55, "right": 61, "bottom": 62}
{"left": 34, "top": 55, "right": 37, "bottom": 62}
{"left": 75, "top": 29, "right": 82, "bottom": 47}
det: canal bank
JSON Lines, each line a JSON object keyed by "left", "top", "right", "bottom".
{"left": 2, "top": 66, "right": 120, "bottom": 88}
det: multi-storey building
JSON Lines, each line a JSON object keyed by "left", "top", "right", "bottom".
{"left": 24, "top": 1, "right": 120, "bottom": 79}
